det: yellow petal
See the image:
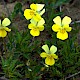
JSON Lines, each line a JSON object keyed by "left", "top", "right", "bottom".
{"left": 52, "top": 24, "right": 61, "bottom": 32}
{"left": 2, "top": 18, "right": 11, "bottom": 27}
{"left": 53, "top": 16, "right": 61, "bottom": 26}
{"left": 45, "top": 57, "right": 55, "bottom": 66}
{"left": 38, "top": 26, "right": 44, "bottom": 31}
{"left": 36, "top": 4, "right": 44, "bottom": 11}
{"left": 24, "top": 9, "right": 33, "bottom": 20}
{"left": 28, "top": 23, "right": 35, "bottom": 29}
{"left": 63, "top": 25, "right": 72, "bottom": 32}
{"left": 40, "top": 52, "right": 47, "bottom": 58}
{"left": 57, "top": 31, "right": 68, "bottom": 40}
{"left": 30, "top": 3, "right": 37, "bottom": 11}
{"left": 4, "top": 27, "right": 11, "bottom": 32}
{"left": 62, "top": 16, "right": 71, "bottom": 25}
{"left": 33, "top": 13, "right": 41, "bottom": 21}
{"left": 0, "top": 29, "right": 7, "bottom": 37}
{"left": 37, "top": 18, "right": 45, "bottom": 26}
{"left": 42, "top": 45, "right": 49, "bottom": 54}
{"left": 50, "top": 45, "right": 57, "bottom": 54}
{"left": 39, "top": 9, "right": 45, "bottom": 15}
{"left": 51, "top": 53, "right": 58, "bottom": 59}
{"left": 30, "top": 18, "right": 37, "bottom": 25}
{"left": 30, "top": 29, "right": 40, "bottom": 36}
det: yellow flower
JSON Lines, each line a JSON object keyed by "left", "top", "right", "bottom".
{"left": 40, "top": 44, "right": 58, "bottom": 66}
{"left": 52, "top": 16, "right": 72, "bottom": 40}
{"left": 0, "top": 18, "right": 11, "bottom": 37}
{"left": 24, "top": 3, "right": 45, "bottom": 21}
{"left": 28, "top": 18, "right": 45, "bottom": 36}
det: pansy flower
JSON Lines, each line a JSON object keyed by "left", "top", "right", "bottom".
{"left": 40, "top": 44, "right": 58, "bottom": 66}
{"left": 28, "top": 18, "right": 45, "bottom": 36}
{"left": 0, "top": 18, "right": 11, "bottom": 37}
{"left": 52, "top": 16, "right": 72, "bottom": 40}
{"left": 24, "top": 3, "right": 45, "bottom": 21}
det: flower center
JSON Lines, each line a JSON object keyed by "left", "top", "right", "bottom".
{"left": 30, "top": 11, "right": 35, "bottom": 15}
{"left": 47, "top": 55, "right": 53, "bottom": 59}
{"left": 33, "top": 27, "right": 39, "bottom": 31}
{"left": 60, "top": 28, "right": 65, "bottom": 34}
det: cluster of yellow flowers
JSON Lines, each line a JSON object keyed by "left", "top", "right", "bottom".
{"left": 24, "top": 3, "right": 45, "bottom": 36}
{"left": 0, "top": 3, "right": 72, "bottom": 66}
{"left": 24, "top": 3, "right": 72, "bottom": 66}
{"left": 24, "top": 3, "right": 72, "bottom": 40}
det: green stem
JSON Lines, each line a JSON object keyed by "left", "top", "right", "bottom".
{"left": 3, "top": 38, "right": 7, "bottom": 54}
{"left": 28, "top": 37, "right": 35, "bottom": 47}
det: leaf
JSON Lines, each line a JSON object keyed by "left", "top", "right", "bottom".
{"left": 15, "top": 64, "right": 24, "bottom": 69}
{"left": 14, "top": 71, "right": 22, "bottom": 77}
{"left": 1, "top": 56, "right": 5, "bottom": 67}
{"left": 9, "top": 60, "right": 17, "bottom": 71}
{"left": 14, "top": 2, "right": 22, "bottom": 12}
{"left": 55, "top": 0, "right": 70, "bottom": 8}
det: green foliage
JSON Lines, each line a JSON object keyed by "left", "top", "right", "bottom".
{"left": 0, "top": 0, "right": 80, "bottom": 80}
{"left": 1, "top": 56, "right": 22, "bottom": 79}
{"left": 54, "top": 0, "right": 71, "bottom": 8}
{"left": 10, "top": 2, "right": 24, "bottom": 20}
